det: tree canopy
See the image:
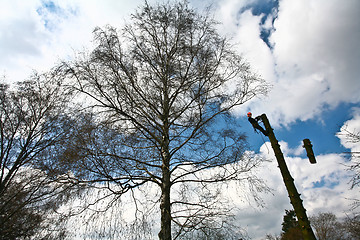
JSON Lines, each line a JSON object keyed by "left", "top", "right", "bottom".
{"left": 0, "top": 73, "right": 76, "bottom": 239}
{"left": 56, "top": 1, "right": 269, "bottom": 239}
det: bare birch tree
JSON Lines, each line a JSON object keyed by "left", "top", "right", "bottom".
{"left": 58, "top": 1, "right": 269, "bottom": 239}
{"left": 0, "top": 74, "right": 76, "bottom": 239}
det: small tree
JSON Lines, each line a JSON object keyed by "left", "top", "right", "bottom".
{"left": 281, "top": 210, "right": 303, "bottom": 240}
{"left": 58, "top": 1, "right": 268, "bottom": 239}
{"left": 281, "top": 210, "right": 299, "bottom": 233}
{"left": 0, "top": 74, "right": 75, "bottom": 239}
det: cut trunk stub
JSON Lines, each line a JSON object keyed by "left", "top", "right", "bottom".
{"left": 303, "top": 139, "right": 317, "bottom": 164}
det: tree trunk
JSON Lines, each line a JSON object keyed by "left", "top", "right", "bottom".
{"left": 159, "top": 100, "right": 171, "bottom": 240}
{"left": 159, "top": 170, "right": 171, "bottom": 240}
{"left": 159, "top": 148, "right": 172, "bottom": 240}
{"left": 260, "top": 114, "right": 316, "bottom": 240}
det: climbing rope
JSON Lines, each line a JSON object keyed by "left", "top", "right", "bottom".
{"left": 259, "top": 131, "right": 270, "bottom": 154}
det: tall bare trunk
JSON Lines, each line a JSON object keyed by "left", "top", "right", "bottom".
{"left": 158, "top": 142, "right": 172, "bottom": 240}
{"left": 261, "top": 114, "right": 316, "bottom": 240}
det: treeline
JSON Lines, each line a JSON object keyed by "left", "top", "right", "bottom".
{"left": 266, "top": 210, "right": 360, "bottom": 240}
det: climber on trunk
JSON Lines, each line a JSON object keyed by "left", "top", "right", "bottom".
{"left": 247, "top": 112, "right": 268, "bottom": 136}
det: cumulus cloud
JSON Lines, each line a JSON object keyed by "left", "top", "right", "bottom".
{"left": 0, "top": 0, "right": 154, "bottom": 82}
{"left": 337, "top": 107, "right": 360, "bottom": 152}
{"left": 0, "top": 0, "right": 77, "bottom": 81}
{"left": 2, "top": 0, "right": 359, "bottom": 125}
{"left": 0, "top": 0, "right": 44, "bottom": 74}
{"left": 259, "top": 0, "right": 360, "bottom": 125}
{"left": 215, "top": 0, "right": 360, "bottom": 126}
{"left": 215, "top": 0, "right": 277, "bottom": 79}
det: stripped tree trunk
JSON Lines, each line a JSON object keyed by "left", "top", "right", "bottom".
{"left": 260, "top": 114, "right": 316, "bottom": 240}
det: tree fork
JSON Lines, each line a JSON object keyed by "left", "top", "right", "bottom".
{"left": 260, "top": 114, "right": 316, "bottom": 240}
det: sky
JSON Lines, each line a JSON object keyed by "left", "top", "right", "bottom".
{"left": 1, "top": 0, "right": 360, "bottom": 239}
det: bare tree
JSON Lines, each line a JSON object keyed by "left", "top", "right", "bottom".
{"left": 265, "top": 234, "right": 281, "bottom": 240}
{"left": 339, "top": 126, "right": 360, "bottom": 188}
{"left": 309, "top": 212, "right": 345, "bottom": 240}
{"left": 343, "top": 214, "right": 360, "bottom": 239}
{"left": 338, "top": 124, "right": 360, "bottom": 211}
{"left": 309, "top": 212, "right": 360, "bottom": 240}
{"left": 58, "top": 1, "right": 268, "bottom": 239}
{"left": 0, "top": 74, "right": 76, "bottom": 239}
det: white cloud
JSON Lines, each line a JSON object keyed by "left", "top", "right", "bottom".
{"left": 0, "top": 0, "right": 44, "bottom": 75}
{"left": 234, "top": 10, "right": 276, "bottom": 81}
{"left": 0, "top": 0, "right": 152, "bottom": 83}
{"left": 2, "top": 0, "right": 359, "bottom": 125}
{"left": 337, "top": 107, "right": 360, "bottom": 152}
{"left": 217, "top": 0, "right": 360, "bottom": 126}
{"left": 214, "top": 0, "right": 277, "bottom": 81}
{"left": 263, "top": 0, "right": 360, "bottom": 125}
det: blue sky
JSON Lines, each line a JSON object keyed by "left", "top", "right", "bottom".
{"left": 1, "top": 0, "right": 360, "bottom": 239}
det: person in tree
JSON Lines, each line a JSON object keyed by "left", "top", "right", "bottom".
{"left": 247, "top": 112, "right": 268, "bottom": 136}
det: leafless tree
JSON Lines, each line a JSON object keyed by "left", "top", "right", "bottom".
{"left": 0, "top": 73, "right": 76, "bottom": 239}
{"left": 338, "top": 124, "right": 360, "bottom": 211}
{"left": 309, "top": 212, "right": 345, "bottom": 240}
{"left": 343, "top": 213, "right": 360, "bottom": 239}
{"left": 265, "top": 234, "right": 281, "bottom": 240}
{"left": 309, "top": 212, "right": 360, "bottom": 240}
{"left": 58, "top": 1, "right": 269, "bottom": 239}
{"left": 342, "top": 127, "right": 360, "bottom": 189}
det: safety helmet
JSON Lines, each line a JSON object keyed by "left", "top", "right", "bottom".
{"left": 247, "top": 112, "right": 252, "bottom": 117}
